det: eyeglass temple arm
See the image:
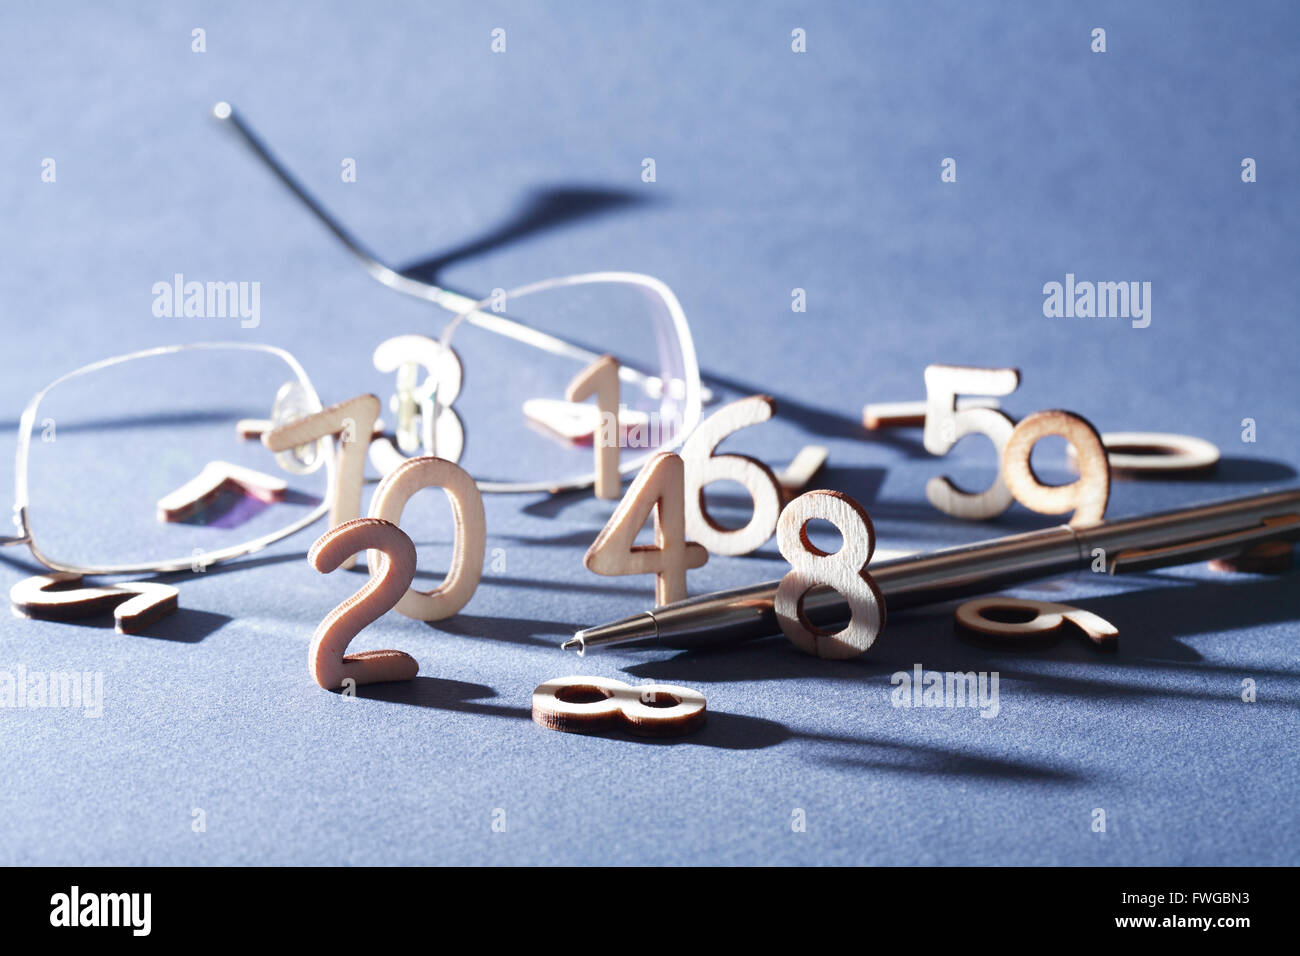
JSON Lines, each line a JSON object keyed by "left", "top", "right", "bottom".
{"left": 211, "top": 102, "right": 706, "bottom": 403}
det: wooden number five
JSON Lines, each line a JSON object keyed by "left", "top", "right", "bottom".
{"left": 680, "top": 395, "right": 783, "bottom": 556}
{"left": 584, "top": 453, "right": 708, "bottom": 606}
{"left": 368, "top": 456, "right": 486, "bottom": 621}
{"left": 1001, "top": 410, "right": 1110, "bottom": 526}
{"left": 923, "top": 365, "right": 1020, "bottom": 520}
{"left": 566, "top": 355, "right": 622, "bottom": 499}
{"left": 263, "top": 393, "right": 380, "bottom": 568}
{"left": 775, "top": 490, "right": 885, "bottom": 659}
{"left": 308, "top": 517, "right": 419, "bottom": 690}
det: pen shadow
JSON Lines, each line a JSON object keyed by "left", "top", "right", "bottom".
{"left": 427, "top": 611, "right": 582, "bottom": 648}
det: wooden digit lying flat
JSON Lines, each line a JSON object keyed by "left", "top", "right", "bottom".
{"left": 777, "top": 444, "right": 829, "bottom": 502}
{"left": 156, "top": 461, "right": 287, "bottom": 523}
{"left": 1207, "top": 540, "right": 1294, "bottom": 574}
{"left": 863, "top": 397, "right": 1000, "bottom": 430}
{"left": 531, "top": 675, "right": 706, "bottom": 737}
{"left": 1069, "top": 431, "right": 1221, "bottom": 477}
{"left": 10, "top": 573, "right": 179, "bottom": 635}
{"left": 955, "top": 596, "right": 1117, "bottom": 650}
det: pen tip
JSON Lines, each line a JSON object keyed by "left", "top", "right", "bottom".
{"left": 561, "top": 635, "right": 586, "bottom": 657}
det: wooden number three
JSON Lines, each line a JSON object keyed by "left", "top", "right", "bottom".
{"left": 368, "top": 456, "right": 486, "bottom": 621}
{"left": 680, "top": 395, "right": 782, "bottom": 556}
{"left": 263, "top": 393, "right": 380, "bottom": 568}
{"left": 775, "top": 490, "right": 885, "bottom": 659}
{"left": 585, "top": 452, "right": 708, "bottom": 606}
{"left": 1001, "top": 410, "right": 1110, "bottom": 526}
{"left": 566, "top": 355, "right": 622, "bottom": 499}
{"left": 308, "top": 517, "right": 419, "bottom": 690}
{"left": 923, "top": 365, "right": 1020, "bottom": 520}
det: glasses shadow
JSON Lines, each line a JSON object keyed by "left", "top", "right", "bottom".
{"left": 399, "top": 185, "right": 659, "bottom": 284}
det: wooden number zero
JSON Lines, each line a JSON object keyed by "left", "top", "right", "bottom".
{"left": 680, "top": 395, "right": 782, "bottom": 556}
{"left": 1001, "top": 409, "right": 1110, "bottom": 527}
{"left": 775, "top": 490, "right": 885, "bottom": 659}
{"left": 308, "top": 517, "right": 420, "bottom": 690}
{"left": 368, "top": 456, "right": 486, "bottom": 621}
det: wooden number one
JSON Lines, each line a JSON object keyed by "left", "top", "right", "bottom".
{"left": 566, "top": 355, "right": 622, "bottom": 499}
{"left": 263, "top": 394, "right": 381, "bottom": 569}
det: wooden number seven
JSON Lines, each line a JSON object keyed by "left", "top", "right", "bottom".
{"left": 566, "top": 355, "right": 622, "bottom": 499}
{"left": 775, "top": 490, "right": 885, "bottom": 659}
{"left": 308, "top": 517, "right": 419, "bottom": 690}
{"left": 263, "top": 393, "right": 381, "bottom": 569}
{"left": 680, "top": 395, "right": 783, "bottom": 556}
{"left": 923, "top": 364, "right": 1020, "bottom": 520}
{"left": 1001, "top": 410, "right": 1110, "bottom": 527}
{"left": 585, "top": 452, "right": 708, "bottom": 606}
{"left": 368, "top": 456, "right": 486, "bottom": 621}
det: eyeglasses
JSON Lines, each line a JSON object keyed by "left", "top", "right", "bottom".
{"left": 214, "top": 102, "right": 708, "bottom": 494}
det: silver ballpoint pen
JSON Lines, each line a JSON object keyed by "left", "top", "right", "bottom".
{"left": 563, "top": 488, "right": 1300, "bottom": 654}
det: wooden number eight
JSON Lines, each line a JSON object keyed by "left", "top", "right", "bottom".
{"left": 308, "top": 517, "right": 420, "bottom": 690}
{"left": 955, "top": 597, "right": 1117, "bottom": 650}
{"left": 775, "top": 490, "right": 885, "bottom": 659}
{"left": 1001, "top": 409, "right": 1110, "bottom": 526}
{"left": 367, "top": 456, "right": 486, "bottom": 621}
{"left": 922, "top": 365, "right": 1021, "bottom": 520}
{"left": 531, "top": 675, "right": 706, "bottom": 737}
{"left": 680, "top": 395, "right": 782, "bottom": 556}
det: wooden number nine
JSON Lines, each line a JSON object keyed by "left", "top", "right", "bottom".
{"left": 955, "top": 597, "right": 1118, "bottom": 650}
{"left": 368, "top": 456, "right": 486, "bottom": 621}
{"left": 566, "top": 355, "right": 622, "bottom": 499}
{"left": 584, "top": 452, "right": 708, "bottom": 606}
{"left": 680, "top": 395, "right": 783, "bottom": 556}
{"left": 263, "top": 393, "right": 381, "bottom": 569}
{"left": 308, "top": 517, "right": 419, "bottom": 690}
{"left": 775, "top": 490, "right": 885, "bottom": 659}
{"left": 1001, "top": 409, "right": 1110, "bottom": 526}
{"left": 923, "top": 365, "right": 1020, "bottom": 520}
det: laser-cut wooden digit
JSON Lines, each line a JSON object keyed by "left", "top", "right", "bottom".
{"left": 263, "top": 394, "right": 380, "bottom": 568}
{"left": 367, "top": 456, "right": 485, "bottom": 621}
{"left": 566, "top": 355, "right": 622, "bottom": 499}
{"left": 680, "top": 395, "right": 783, "bottom": 556}
{"left": 1002, "top": 409, "right": 1110, "bottom": 527}
{"left": 775, "top": 490, "right": 885, "bottom": 659}
{"left": 923, "top": 365, "right": 1020, "bottom": 519}
{"left": 156, "top": 461, "right": 287, "bottom": 523}
{"left": 369, "top": 335, "right": 465, "bottom": 476}
{"left": 863, "top": 397, "right": 1000, "bottom": 430}
{"left": 777, "top": 444, "right": 829, "bottom": 503}
{"left": 584, "top": 452, "right": 708, "bottom": 606}
{"left": 308, "top": 517, "right": 419, "bottom": 690}
{"left": 1077, "top": 431, "right": 1220, "bottom": 478}
{"left": 955, "top": 597, "right": 1117, "bottom": 650}
{"left": 10, "top": 573, "right": 179, "bottom": 635}
{"left": 531, "top": 675, "right": 706, "bottom": 737}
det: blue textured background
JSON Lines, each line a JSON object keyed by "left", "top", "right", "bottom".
{"left": 1, "top": 0, "right": 1297, "bottom": 865}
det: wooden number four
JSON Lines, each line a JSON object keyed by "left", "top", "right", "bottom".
{"left": 585, "top": 452, "right": 708, "bottom": 606}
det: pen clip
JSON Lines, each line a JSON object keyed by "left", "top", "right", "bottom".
{"left": 1108, "top": 513, "right": 1300, "bottom": 574}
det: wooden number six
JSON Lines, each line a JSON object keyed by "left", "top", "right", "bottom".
{"left": 566, "top": 355, "right": 622, "bottom": 499}
{"left": 584, "top": 452, "right": 708, "bottom": 605}
{"left": 308, "top": 517, "right": 419, "bottom": 690}
{"left": 680, "top": 395, "right": 783, "bottom": 556}
{"left": 955, "top": 597, "right": 1117, "bottom": 650}
{"left": 923, "top": 365, "right": 1020, "bottom": 519}
{"left": 368, "top": 456, "right": 486, "bottom": 621}
{"left": 775, "top": 490, "right": 885, "bottom": 659}
{"left": 1001, "top": 410, "right": 1110, "bottom": 527}
{"left": 263, "top": 393, "right": 380, "bottom": 568}
{"left": 531, "top": 675, "right": 707, "bottom": 737}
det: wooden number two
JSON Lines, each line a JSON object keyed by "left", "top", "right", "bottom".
{"left": 680, "top": 395, "right": 783, "bottom": 556}
{"left": 923, "top": 365, "right": 1020, "bottom": 520}
{"left": 1001, "top": 410, "right": 1110, "bottom": 527}
{"left": 584, "top": 452, "right": 708, "bottom": 606}
{"left": 566, "top": 355, "right": 622, "bottom": 499}
{"left": 308, "top": 517, "right": 420, "bottom": 690}
{"left": 263, "top": 393, "right": 381, "bottom": 568}
{"left": 775, "top": 490, "right": 885, "bottom": 659}
{"left": 368, "top": 456, "right": 486, "bottom": 621}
